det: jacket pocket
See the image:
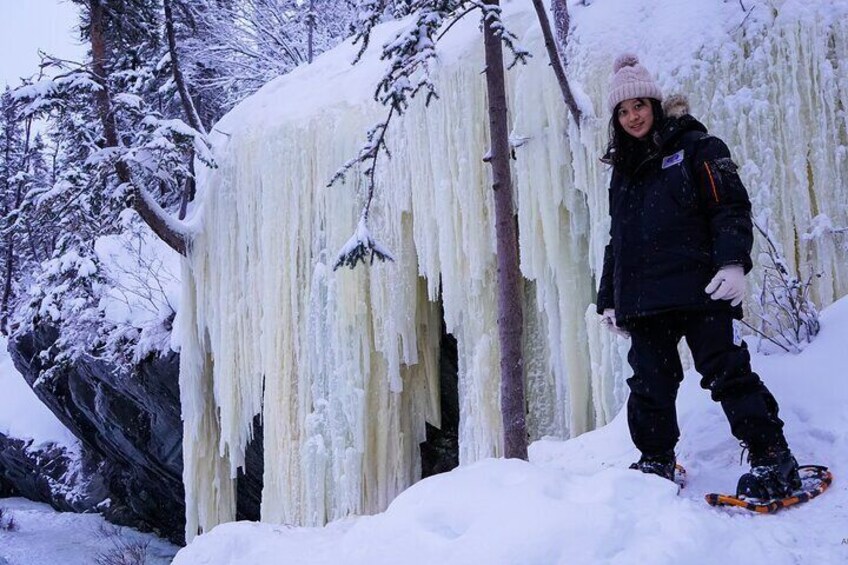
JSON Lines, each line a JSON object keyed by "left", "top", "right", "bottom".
{"left": 665, "top": 164, "right": 699, "bottom": 210}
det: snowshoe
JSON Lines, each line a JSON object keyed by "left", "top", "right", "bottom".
{"left": 705, "top": 465, "right": 832, "bottom": 513}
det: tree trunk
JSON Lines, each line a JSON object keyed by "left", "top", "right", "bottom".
{"left": 1, "top": 241, "right": 12, "bottom": 335}
{"left": 163, "top": 0, "right": 205, "bottom": 134}
{"left": 164, "top": 0, "right": 201, "bottom": 221}
{"left": 0, "top": 101, "right": 30, "bottom": 334}
{"left": 89, "top": 0, "right": 188, "bottom": 256}
{"left": 1, "top": 116, "right": 13, "bottom": 335}
{"left": 89, "top": 1, "right": 120, "bottom": 155}
{"left": 533, "top": 0, "right": 582, "bottom": 124}
{"left": 482, "top": 0, "right": 528, "bottom": 460}
{"left": 3, "top": 116, "right": 37, "bottom": 335}
{"left": 307, "top": 0, "right": 315, "bottom": 64}
{"left": 20, "top": 118, "right": 42, "bottom": 264}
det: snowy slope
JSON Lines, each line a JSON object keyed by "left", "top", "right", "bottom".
{"left": 0, "top": 336, "right": 76, "bottom": 447}
{"left": 0, "top": 498, "right": 178, "bottom": 565}
{"left": 172, "top": 297, "right": 848, "bottom": 564}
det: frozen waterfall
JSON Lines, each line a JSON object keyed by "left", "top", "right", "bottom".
{"left": 175, "top": 0, "right": 848, "bottom": 541}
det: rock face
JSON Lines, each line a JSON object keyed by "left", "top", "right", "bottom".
{"left": 5, "top": 323, "right": 266, "bottom": 544}
{"left": 420, "top": 330, "right": 460, "bottom": 479}
{"left": 0, "top": 434, "right": 108, "bottom": 512}
{"left": 7, "top": 324, "right": 187, "bottom": 542}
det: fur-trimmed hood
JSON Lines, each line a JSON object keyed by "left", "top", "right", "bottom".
{"left": 662, "top": 94, "right": 690, "bottom": 119}
{"left": 655, "top": 94, "right": 707, "bottom": 148}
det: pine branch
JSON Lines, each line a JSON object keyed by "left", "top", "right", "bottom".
{"left": 334, "top": 0, "right": 532, "bottom": 271}
{"left": 475, "top": 1, "right": 531, "bottom": 69}
{"left": 332, "top": 214, "right": 395, "bottom": 271}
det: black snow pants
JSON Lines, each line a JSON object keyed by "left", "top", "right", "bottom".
{"left": 625, "top": 311, "right": 788, "bottom": 457}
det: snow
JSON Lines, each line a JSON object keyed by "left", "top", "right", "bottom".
{"left": 95, "top": 220, "right": 181, "bottom": 329}
{"left": 333, "top": 215, "right": 396, "bottom": 277}
{"left": 174, "top": 295, "right": 848, "bottom": 564}
{"left": 178, "top": 0, "right": 848, "bottom": 541}
{"left": 0, "top": 336, "right": 76, "bottom": 447}
{"left": 0, "top": 498, "right": 178, "bottom": 565}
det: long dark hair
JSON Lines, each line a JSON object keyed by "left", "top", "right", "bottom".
{"left": 606, "top": 98, "right": 665, "bottom": 177}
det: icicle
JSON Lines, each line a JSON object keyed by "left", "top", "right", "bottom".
{"left": 176, "top": 260, "right": 236, "bottom": 542}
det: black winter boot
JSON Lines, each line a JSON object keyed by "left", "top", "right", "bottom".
{"left": 629, "top": 450, "right": 676, "bottom": 482}
{"left": 736, "top": 445, "right": 802, "bottom": 500}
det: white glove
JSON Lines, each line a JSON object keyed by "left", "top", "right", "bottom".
{"left": 705, "top": 265, "right": 746, "bottom": 307}
{"left": 600, "top": 309, "right": 630, "bottom": 338}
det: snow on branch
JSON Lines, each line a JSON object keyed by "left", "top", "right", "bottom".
{"left": 12, "top": 52, "right": 209, "bottom": 258}
{"left": 478, "top": 2, "right": 531, "bottom": 70}
{"left": 332, "top": 0, "right": 531, "bottom": 271}
{"left": 333, "top": 214, "right": 395, "bottom": 271}
{"left": 747, "top": 217, "right": 821, "bottom": 353}
{"left": 802, "top": 214, "right": 848, "bottom": 247}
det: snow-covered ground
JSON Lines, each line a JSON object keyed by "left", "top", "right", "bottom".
{"left": 173, "top": 296, "right": 848, "bottom": 564}
{"left": 0, "top": 498, "right": 179, "bottom": 565}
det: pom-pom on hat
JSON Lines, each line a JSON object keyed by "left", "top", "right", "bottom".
{"left": 607, "top": 53, "right": 663, "bottom": 113}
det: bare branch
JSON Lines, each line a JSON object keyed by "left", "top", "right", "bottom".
{"left": 738, "top": 319, "right": 791, "bottom": 353}
{"left": 532, "top": 0, "right": 582, "bottom": 124}
{"left": 335, "top": 1, "right": 532, "bottom": 271}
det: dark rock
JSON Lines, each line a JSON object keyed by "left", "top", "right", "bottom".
{"left": 237, "top": 414, "right": 264, "bottom": 521}
{"left": 0, "top": 433, "right": 109, "bottom": 512}
{"left": 5, "top": 322, "right": 266, "bottom": 545}
{"left": 4, "top": 311, "right": 461, "bottom": 541}
{"left": 420, "top": 328, "right": 460, "bottom": 479}
{"left": 7, "top": 324, "right": 185, "bottom": 543}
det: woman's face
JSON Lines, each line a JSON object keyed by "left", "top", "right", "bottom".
{"left": 617, "top": 98, "right": 654, "bottom": 140}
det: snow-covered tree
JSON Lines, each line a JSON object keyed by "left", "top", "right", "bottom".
{"left": 178, "top": 0, "right": 357, "bottom": 117}
{"left": 4, "top": 0, "right": 358, "bottom": 363}
{"left": 7, "top": 0, "right": 199, "bottom": 361}
{"left": 0, "top": 88, "right": 28, "bottom": 334}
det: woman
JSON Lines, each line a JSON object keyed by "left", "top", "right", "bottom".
{"left": 596, "top": 54, "right": 800, "bottom": 501}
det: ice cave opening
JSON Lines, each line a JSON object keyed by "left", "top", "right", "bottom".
{"left": 419, "top": 297, "right": 460, "bottom": 479}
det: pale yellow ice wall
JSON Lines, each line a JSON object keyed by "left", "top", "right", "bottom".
{"left": 176, "top": 1, "right": 848, "bottom": 541}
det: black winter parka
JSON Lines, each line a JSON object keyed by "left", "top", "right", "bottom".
{"left": 596, "top": 113, "right": 754, "bottom": 327}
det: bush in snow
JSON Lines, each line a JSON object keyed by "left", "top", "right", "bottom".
{"left": 0, "top": 508, "right": 17, "bottom": 531}
{"left": 749, "top": 218, "right": 820, "bottom": 353}
{"left": 94, "top": 523, "right": 151, "bottom": 565}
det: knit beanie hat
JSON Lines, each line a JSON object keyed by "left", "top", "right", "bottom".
{"left": 607, "top": 53, "right": 663, "bottom": 114}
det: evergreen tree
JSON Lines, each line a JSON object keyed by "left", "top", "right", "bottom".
{"left": 179, "top": 0, "right": 357, "bottom": 116}
{"left": 5, "top": 0, "right": 362, "bottom": 360}
{"left": 10, "top": 0, "right": 199, "bottom": 360}
{"left": 0, "top": 88, "right": 27, "bottom": 334}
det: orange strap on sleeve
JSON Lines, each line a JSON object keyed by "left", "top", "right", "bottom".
{"left": 704, "top": 162, "right": 720, "bottom": 203}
